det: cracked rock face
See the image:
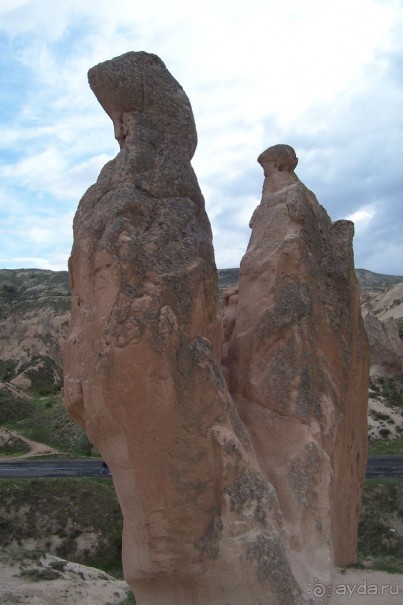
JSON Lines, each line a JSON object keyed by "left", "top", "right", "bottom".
{"left": 222, "top": 144, "right": 369, "bottom": 586}
{"left": 63, "top": 54, "right": 304, "bottom": 605}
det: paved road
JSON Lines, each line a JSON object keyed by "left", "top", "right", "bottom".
{"left": 365, "top": 455, "right": 403, "bottom": 478}
{"left": 0, "top": 459, "right": 111, "bottom": 478}
{"left": 0, "top": 456, "right": 401, "bottom": 479}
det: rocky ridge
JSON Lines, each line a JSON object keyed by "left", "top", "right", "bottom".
{"left": 0, "top": 269, "right": 68, "bottom": 396}
{"left": 1, "top": 267, "right": 402, "bottom": 437}
{"left": 1, "top": 267, "right": 402, "bottom": 372}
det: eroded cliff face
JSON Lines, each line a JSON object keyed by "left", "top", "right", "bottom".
{"left": 63, "top": 53, "right": 303, "bottom": 605}
{"left": 222, "top": 145, "right": 369, "bottom": 585}
{"left": 362, "top": 303, "right": 403, "bottom": 377}
{"left": 0, "top": 271, "right": 69, "bottom": 368}
{"left": 361, "top": 283, "right": 403, "bottom": 378}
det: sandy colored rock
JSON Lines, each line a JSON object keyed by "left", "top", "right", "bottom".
{"left": 222, "top": 144, "right": 369, "bottom": 587}
{"left": 0, "top": 269, "right": 69, "bottom": 369}
{"left": 367, "top": 395, "right": 403, "bottom": 441}
{"left": 367, "top": 281, "right": 403, "bottom": 321}
{"left": 361, "top": 285, "right": 403, "bottom": 379}
{"left": 361, "top": 302, "right": 403, "bottom": 376}
{"left": 64, "top": 54, "right": 303, "bottom": 604}
{"left": 0, "top": 553, "right": 130, "bottom": 605}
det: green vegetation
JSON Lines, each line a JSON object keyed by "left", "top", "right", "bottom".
{"left": 0, "top": 476, "right": 401, "bottom": 593}
{"left": 0, "top": 478, "right": 124, "bottom": 577}
{"left": 14, "top": 355, "right": 63, "bottom": 395}
{"left": 349, "top": 557, "right": 403, "bottom": 575}
{"left": 0, "top": 360, "right": 15, "bottom": 382}
{"left": 0, "top": 387, "right": 35, "bottom": 425}
{"left": 356, "top": 478, "right": 403, "bottom": 574}
{"left": 370, "top": 376, "right": 403, "bottom": 408}
{"left": 6, "top": 393, "right": 93, "bottom": 457}
{"left": 118, "top": 593, "right": 137, "bottom": 605}
{"left": 370, "top": 410, "right": 392, "bottom": 422}
{"left": 0, "top": 269, "right": 70, "bottom": 319}
{"left": 0, "top": 432, "right": 30, "bottom": 457}
{"left": 0, "top": 354, "right": 64, "bottom": 428}
{"left": 20, "top": 565, "right": 62, "bottom": 581}
{"left": 368, "top": 435, "right": 403, "bottom": 455}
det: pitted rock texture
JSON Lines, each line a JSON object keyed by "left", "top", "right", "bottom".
{"left": 222, "top": 144, "right": 369, "bottom": 585}
{"left": 63, "top": 54, "right": 304, "bottom": 605}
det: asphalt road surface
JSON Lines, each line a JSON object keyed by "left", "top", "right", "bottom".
{"left": 0, "top": 459, "right": 111, "bottom": 479}
{"left": 365, "top": 455, "right": 403, "bottom": 478}
{"left": 0, "top": 456, "right": 401, "bottom": 479}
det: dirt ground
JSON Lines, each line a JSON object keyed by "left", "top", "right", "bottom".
{"left": 0, "top": 427, "right": 61, "bottom": 460}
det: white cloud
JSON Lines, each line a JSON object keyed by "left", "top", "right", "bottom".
{"left": 0, "top": 147, "right": 112, "bottom": 201}
{"left": 0, "top": 0, "right": 88, "bottom": 41}
{"left": 347, "top": 207, "right": 376, "bottom": 230}
{"left": 0, "top": 255, "right": 69, "bottom": 271}
{"left": 0, "top": 0, "right": 402, "bottom": 274}
{"left": 0, "top": 200, "right": 74, "bottom": 272}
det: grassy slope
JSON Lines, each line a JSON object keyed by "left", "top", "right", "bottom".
{"left": 368, "top": 376, "right": 403, "bottom": 455}
{"left": 0, "top": 478, "right": 123, "bottom": 576}
{"left": 0, "top": 477, "right": 401, "bottom": 582}
{"left": 369, "top": 436, "right": 403, "bottom": 455}
{"left": 1, "top": 392, "right": 93, "bottom": 457}
{"left": 356, "top": 479, "right": 403, "bottom": 574}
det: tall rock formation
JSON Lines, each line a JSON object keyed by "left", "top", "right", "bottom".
{"left": 222, "top": 145, "right": 369, "bottom": 585}
{"left": 63, "top": 54, "right": 303, "bottom": 605}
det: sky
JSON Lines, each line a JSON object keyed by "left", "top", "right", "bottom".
{"left": 0, "top": 0, "right": 402, "bottom": 274}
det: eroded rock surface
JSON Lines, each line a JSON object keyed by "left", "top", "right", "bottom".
{"left": 365, "top": 281, "right": 403, "bottom": 321}
{"left": 222, "top": 144, "right": 369, "bottom": 586}
{"left": 63, "top": 53, "right": 303, "bottom": 605}
{"left": 0, "top": 269, "right": 68, "bottom": 392}
{"left": 361, "top": 302, "right": 403, "bottom": 377}
{"left": 361, "top": 284, "right": 403, "bottom": 381}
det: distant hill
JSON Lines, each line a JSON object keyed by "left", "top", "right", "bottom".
{"left": 217, "top": 268, "right": 239, "bottom": 288}
{"left": 355, "top": 268, "right": 403, "bottom": 290}
{"left": 0, "top": 266, "right": 402, "bottom": 396}
{"left": 0, "top": 268, "right": 70, "bottom": 321}
{"left": 0, "top": 269, "right": 70, "bottom": 400}
{"left": 218, "top": 267, "right": 403, "bottom": 292}
{"left": 0, "top": 266, "right": 402, "bottom": 454}
{"left": 1, "top": 267, "right": 401, "bottom": 310}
